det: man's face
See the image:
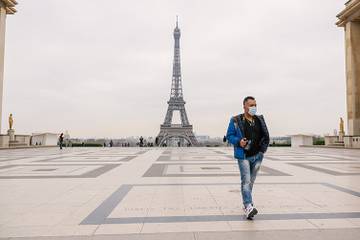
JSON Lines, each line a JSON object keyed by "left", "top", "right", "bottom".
{"left": 243, "top": 99, "right": 257, "bottom": 114}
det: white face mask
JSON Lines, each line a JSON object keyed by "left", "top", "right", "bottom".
{"left": 248, "top": 106, "right": 257, "bottom": 116}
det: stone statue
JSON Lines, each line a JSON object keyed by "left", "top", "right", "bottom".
{"left": 8, "top": 113, "right": 13, "bottom": 130}
{"left": 340, "top": 117, "right": 345, "bottom": 134}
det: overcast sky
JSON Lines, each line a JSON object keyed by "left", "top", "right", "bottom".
{"left": 1, "top": 0, "right": 347, "bottom": 138}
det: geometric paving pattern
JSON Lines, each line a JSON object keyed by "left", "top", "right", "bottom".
{"left": 35, "top": 155, "right": 137, "bottom": 163}
{"left": 80, "top": 182, "right": 360, "bottom": 225}
{"left": 142, "top": 163, "right": 290, "bottom": 177}
{"left": 0, "top": 163, "right": 121, "bottom": 179}
{"left": 288, "top": 162, "right": 360, "bottom": 176}
{"left": 156, "top": 155, "right": 234, "bottom": 162}
{"left": 0, "top": 147, "right": 360, "bottom": 239}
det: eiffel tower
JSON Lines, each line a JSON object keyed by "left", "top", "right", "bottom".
{"left": 156, "top": 18, "right": 198, "bottom": 147}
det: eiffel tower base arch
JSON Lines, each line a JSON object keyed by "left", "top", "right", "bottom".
{"left": 156, "top": 124, "right": 198, "bottom": 147}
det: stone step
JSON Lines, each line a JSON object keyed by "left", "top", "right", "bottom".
{"left": 9, "top": 141, "right": 28, "bottom": 148}
{"left": 328, "top": 142, "right": 345, "bottom": 147}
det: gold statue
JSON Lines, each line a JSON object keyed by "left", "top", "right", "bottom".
{"left": 9, "top": 113, "right": 13, "bottom": 130}
{"left": 340, "top": 117, "right": 345, "bottom": 134}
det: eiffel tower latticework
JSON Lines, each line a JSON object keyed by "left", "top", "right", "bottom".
{"left": 156, "top": 18, "right": 198, "bottom": 146}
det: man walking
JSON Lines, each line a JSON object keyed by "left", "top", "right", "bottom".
{"left": 226, "top": 96, "right": 269, "bottom": 219}
{"left": 59, "top": 133, "right": 64, "bottom": 150}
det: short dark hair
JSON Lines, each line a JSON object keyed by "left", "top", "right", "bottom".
{"left": 243, "top": 96, "right": 255, "bottom": 105}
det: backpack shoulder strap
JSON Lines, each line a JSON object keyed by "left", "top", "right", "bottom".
{"left": 232, "top": 114, "right": 242, "bottom": 128}
{"left": 232, "top": 114, "right": 241, "bottom": 123}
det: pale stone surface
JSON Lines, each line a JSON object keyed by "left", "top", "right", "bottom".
{"left": 344, "top": 136, "right": 360, "bottom": 148}
{"left": 345, "top": 20, "right": 360, "bottom": 136}
{"left": 31, "top": 133, "right": 58, "bottom": 146}
{"left": 290, "top": 135, "right": 313, "bottom": 147}
{"left": 7, "top": 129, "right": 14, "bottom": 141}
{"left": 0, "top": 4, "right": 6, "bottom": 134}
{"left": 0, "top": 0, "right": 18, "bottom": 134}
{"left": 0, "top": 146, "right": 359, "bottom": 239}
{"left": 0, "top": 134, "right": 9, "bottom": 148}
{"left": 337, "top": 0, "right": 360, "bottom": 136}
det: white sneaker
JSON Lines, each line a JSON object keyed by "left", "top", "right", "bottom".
{"left": 244, "top": 204, "right": 258, "bottom": 220}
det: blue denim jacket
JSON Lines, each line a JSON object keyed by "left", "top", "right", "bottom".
{"left": 226, "top": 114, "right": 270, "bottom": 160}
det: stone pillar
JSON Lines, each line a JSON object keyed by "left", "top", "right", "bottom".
{"left": 7, "top": 128, "right": 14, "bottom": 141}
{"left": 339, "top": 131, "right": 345, "bottom": 142}
{"left": 0, "top": 4, "right": 6, "bottom": 134}
{"left": 345, "top": 21, "right": 360, "bottom": 136}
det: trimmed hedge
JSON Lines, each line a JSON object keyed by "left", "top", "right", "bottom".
{"left": 270, "top": 144, "right": 291, "bottom": 147}
{"left": 69, "top": 143, "right": 103, "bottom": 147}
{"left": 313, "top": 139, "right": 325, "bottom": 145}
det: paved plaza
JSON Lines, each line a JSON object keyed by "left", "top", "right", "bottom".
{"left": 0, "top": 147, "right": 359, "bottom": 239}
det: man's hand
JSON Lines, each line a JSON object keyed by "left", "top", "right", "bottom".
{"left": 239, "top": 138, "right": 248, "bottom": 148}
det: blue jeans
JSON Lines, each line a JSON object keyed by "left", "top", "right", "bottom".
{"left": 237, "top": 152, "right": 264, "bottom": 207}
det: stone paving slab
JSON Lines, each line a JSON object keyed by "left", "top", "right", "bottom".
{"left": 1, "top": 229, "right": 360, "bottom": 240}
{"left": 0, "top": 147, "right": 359, "bottom": 239}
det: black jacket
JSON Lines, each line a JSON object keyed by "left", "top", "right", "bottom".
{"left": 232, "top": 114, "right": 270, "bottom": 154}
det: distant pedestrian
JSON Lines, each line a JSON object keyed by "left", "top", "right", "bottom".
{"left": 59, "top": 133, "right": 64, "bottom": 150}
{"left": 110, "top": 140, "right": 113, "bottom": 147}
{"left": 139, "top": 136, "right": 144, "bottom": 147}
